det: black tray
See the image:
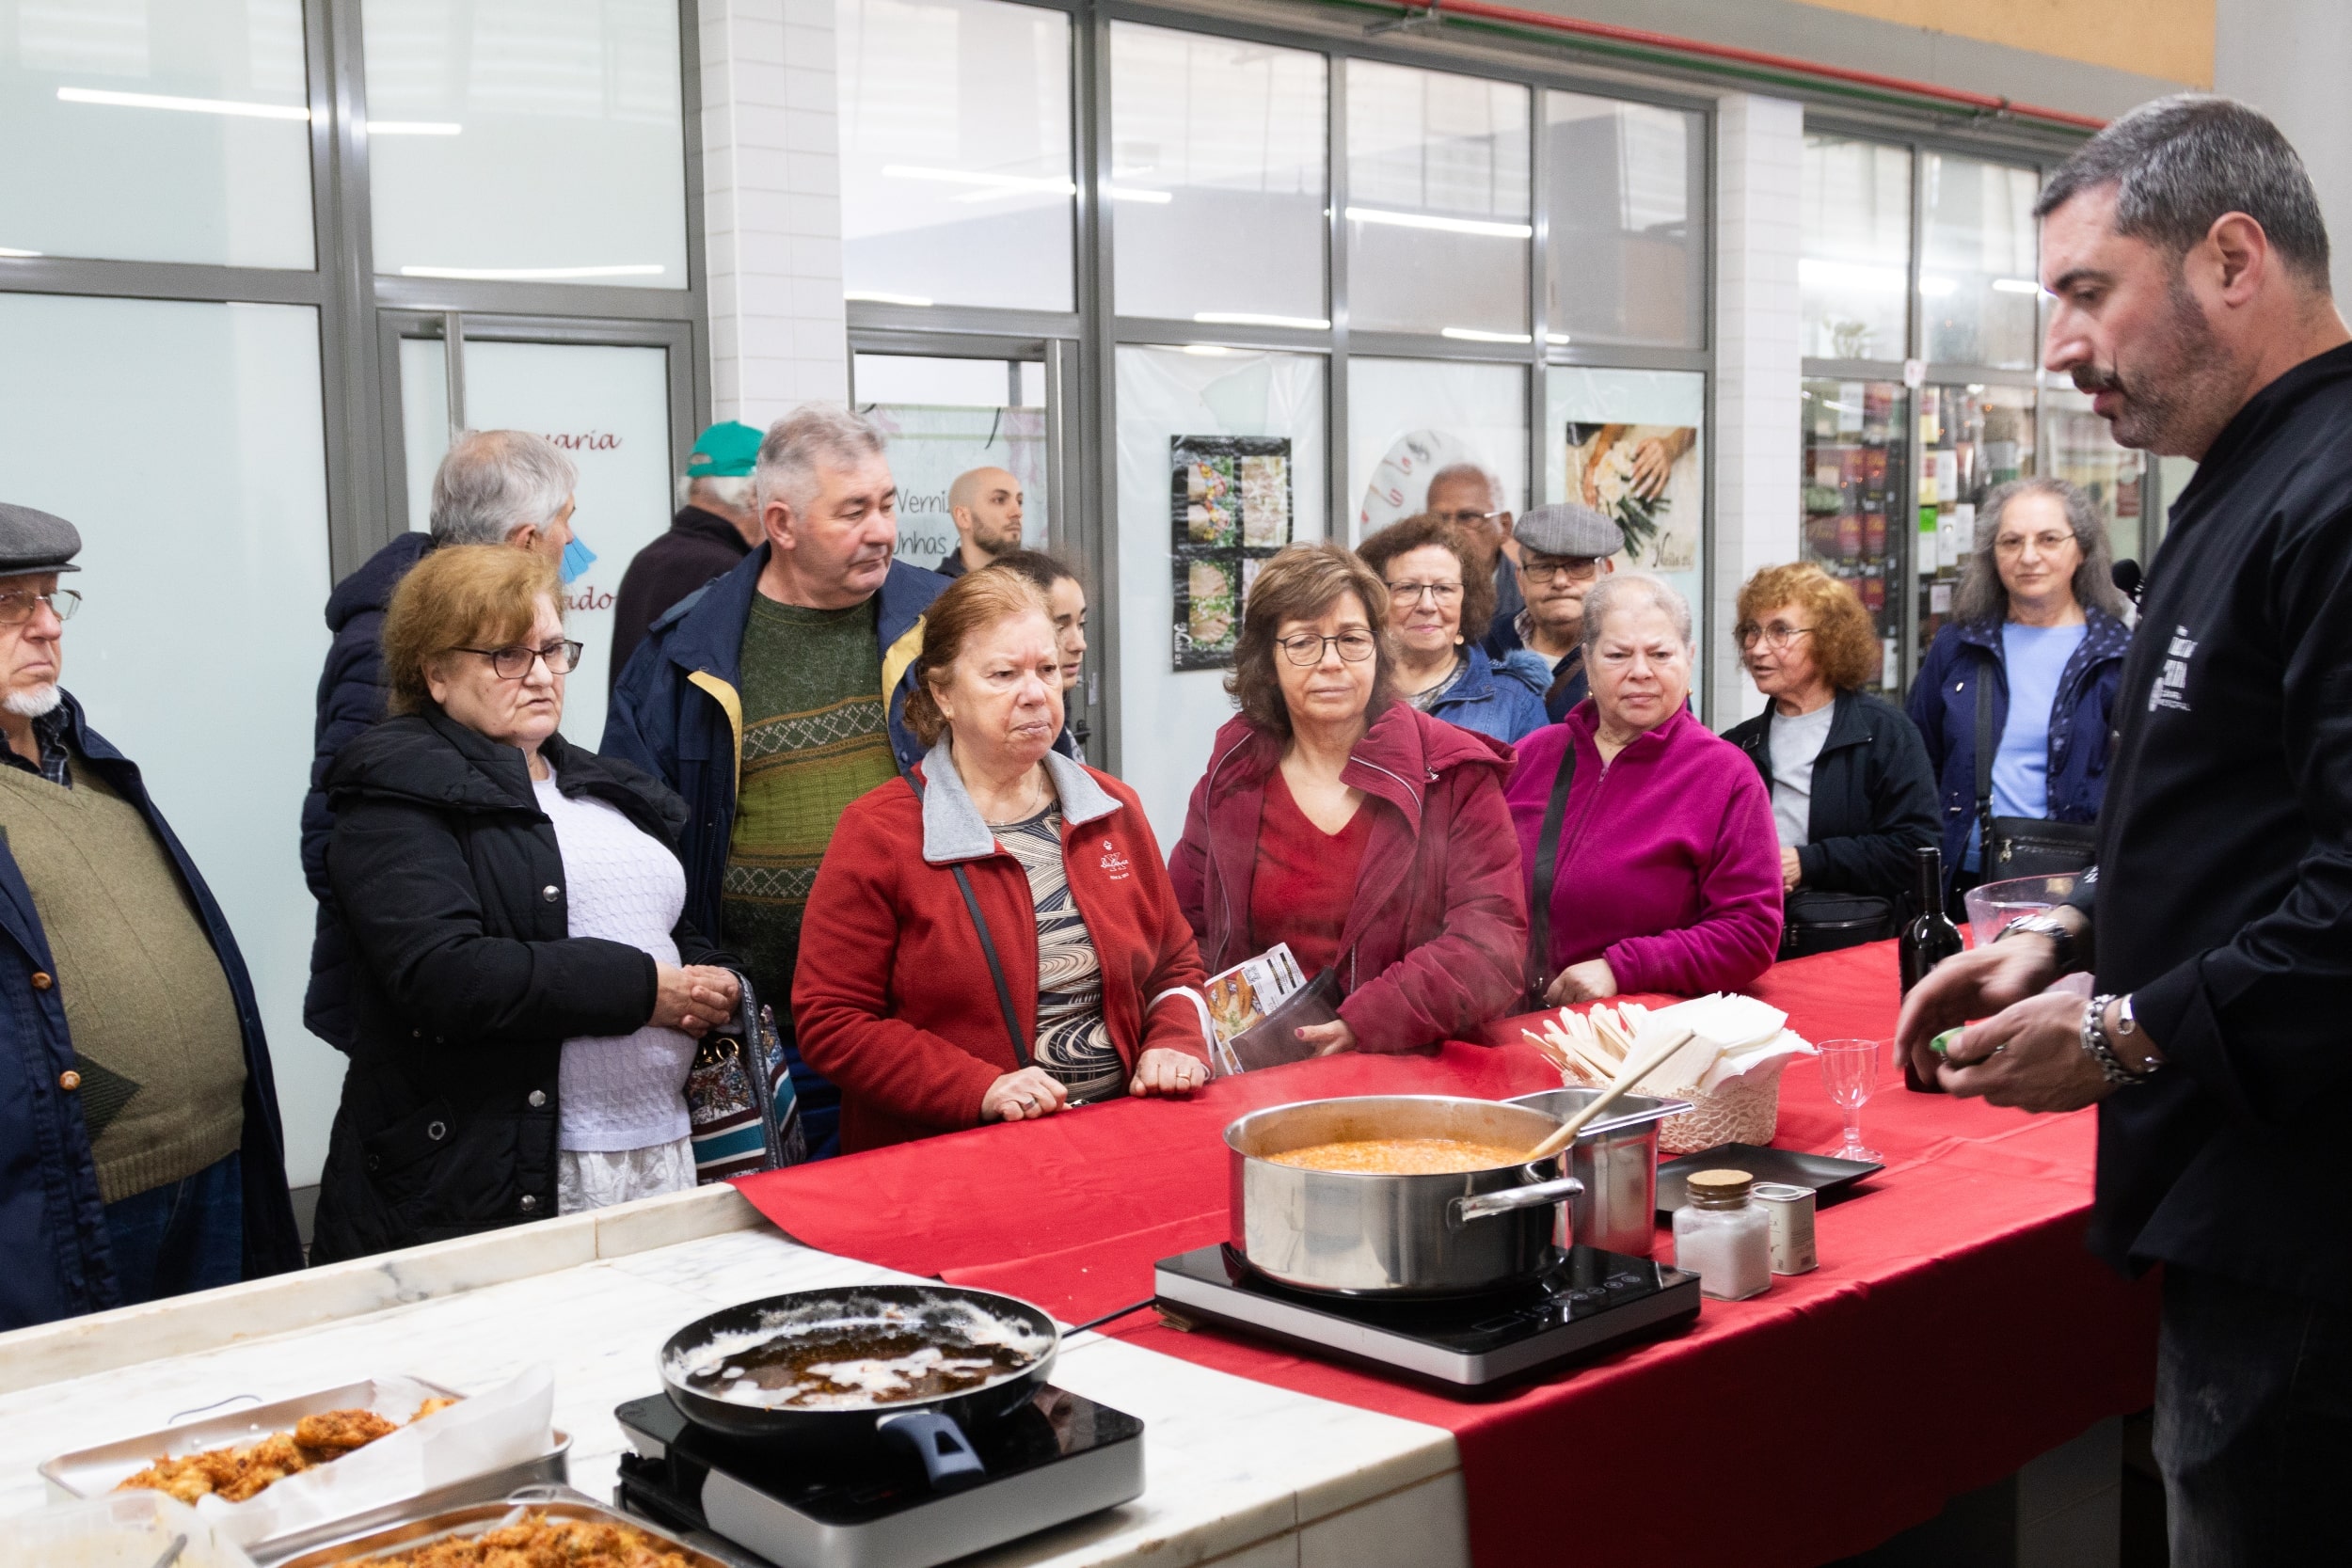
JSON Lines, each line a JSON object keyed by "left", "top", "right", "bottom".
{"left": 1654, "top": 1144, "right": 1883, "bottom": 1214}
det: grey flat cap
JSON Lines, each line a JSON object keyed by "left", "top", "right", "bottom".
{"left": 0, "top": 504, "right": 82, "bottom": 578}
{"left": 1515, "top": 502, "right": 1622, "bottom": 560}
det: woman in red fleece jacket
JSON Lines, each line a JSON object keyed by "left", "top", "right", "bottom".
{"left": 1169, "top": 544, "right": 1529, "bottom": 1054}
{"left": 793, "top": 569, "right": 1211, "bottom": 1151}
{"left": 1504, "top": 572, "right": 1783, "bottom": 1002}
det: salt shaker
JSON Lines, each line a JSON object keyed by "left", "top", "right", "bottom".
{"left": 1673, "top": 1168, "right": 1772, "bottom": 1300}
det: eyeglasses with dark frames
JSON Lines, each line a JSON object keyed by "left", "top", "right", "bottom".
{"left": 1275, "top": 629, "right": 1379, "bottom": 666}
{"left": 453, "top": 639, "right": 586, "bottom": 679}
{"left": 1520, "top": 556, "right": 1604, "bottom": 583}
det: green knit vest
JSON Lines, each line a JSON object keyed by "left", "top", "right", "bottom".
{"left": 0, "top": 752, "right": 245, "bottom": 1203}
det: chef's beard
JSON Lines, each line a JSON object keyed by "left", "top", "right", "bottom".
{"left": 3, "top": 683, "right": 61, "bottom": 718}
{"left": 2074, "top": 269, "right": 2228, "bottom": 454}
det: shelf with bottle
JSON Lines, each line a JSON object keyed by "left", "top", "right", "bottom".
{"left": 1801, "top": 378, "right": 1907, "bottom": 692}
{"left": 1915, "top": 384, "right": 2035, "bottom": 661}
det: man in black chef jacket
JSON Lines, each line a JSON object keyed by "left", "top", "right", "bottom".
{"left": 1898, "top": 96, "right": 2352, "bottom": 1564}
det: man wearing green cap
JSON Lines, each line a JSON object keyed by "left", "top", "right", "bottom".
{"left": 611, "top": 421, "right": 767, "bottom": 689}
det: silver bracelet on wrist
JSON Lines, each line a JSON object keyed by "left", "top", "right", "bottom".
{"left": 2082, "top": 992, "right": 2155, "bottom": 1085}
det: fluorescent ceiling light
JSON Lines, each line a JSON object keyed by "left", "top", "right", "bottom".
{"left": 1991, "top": 277, "right": 2043, "bottom": 294}
{"left": 1441, "top": 326, "right": 1533, "bottom": 344}
{"left": 1545, "top": 333, "right": 1571, "bottom": 346}
{"left": 846, "top": 290, "right": 932, "bottom": 307}
{"left": 57, "top": 86, "right": 311, "bottom": 121}
{"left": 398, "top": 263, "right": 665, "bottom": 279}
{"left": 1181, "top": 344, "right": 1234, "bottom": 356}
{"left": 1346, "top": 205, "right": 1531, "bottom": 239}
{"left": 882, "top": 164, "right": 1076, "bottom": 197}
{"left": 1104, "top": 185, "right": 1173, "bottom": 204}
{"left": 1194, "top": 310, "right": 1329, "bottom": 330}
{"left": 1916, "top": 275, "right": 1957, "bottom": 297}
{"left": 369, "top": 120, "right": 462, "bottom": 135}
{"left": 0, "top": 246, "right": 41, "bottom": 258}
{"left": 1798, "top": 258, "right": 1905, "bottom": 293}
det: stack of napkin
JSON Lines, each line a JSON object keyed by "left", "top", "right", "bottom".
{"left": 1523, "top": 994, "right": 1816, "bottom": 1097}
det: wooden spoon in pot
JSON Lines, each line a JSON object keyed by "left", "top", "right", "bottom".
{"left": 1522, "top": 1025, "right": 1695, "bottom": 1164}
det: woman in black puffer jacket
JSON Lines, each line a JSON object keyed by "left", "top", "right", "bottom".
{"left": 310, "top": 546, "right": 738, "bottom": 1263}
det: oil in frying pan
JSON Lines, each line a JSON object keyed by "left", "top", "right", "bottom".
{"left": 671, "top": 1296, "right": 1052, "bottom": 1412}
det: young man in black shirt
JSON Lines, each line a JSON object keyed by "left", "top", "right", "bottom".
{"left": 1898, "top": 97, "right": 2352, "bottom": 1562}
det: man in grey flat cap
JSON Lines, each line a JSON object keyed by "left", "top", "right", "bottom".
{"left": 1511, "top": 502, "right": 1624, "bottom": 722}
{"left": 0, "top": 503, "right": 300, "bottom": 1330}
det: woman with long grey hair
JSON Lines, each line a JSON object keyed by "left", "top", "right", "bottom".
{"left": 1906, "top": 476, "right": 2131, "bottom": 895}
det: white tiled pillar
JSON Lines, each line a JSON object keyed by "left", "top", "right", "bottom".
{"left": 1710, "top": 92, "right": 1805, "bottom": 727}
{"left": 701, "top": 0, "right": 850, "bottom": 422}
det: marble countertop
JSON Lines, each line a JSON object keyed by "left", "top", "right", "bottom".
{"left": 0, "top": 1199, "right": 1466, "bottom": 1568}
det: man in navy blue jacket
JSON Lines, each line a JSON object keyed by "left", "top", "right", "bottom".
{"left": 605, "top": 406, "right": 945, "bottom": 1158}
{"left": 1899, "top": 98, "right": 2352, "bottom": 1561}
{"left": 0, "top": 503, "right": 301, "bottom": 1328}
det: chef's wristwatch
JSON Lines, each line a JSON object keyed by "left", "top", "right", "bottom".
{"left": 1996, "top": 913, "right": 2079, "bottom": 974}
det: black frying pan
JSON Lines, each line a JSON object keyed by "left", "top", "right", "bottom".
{"left": 659, "top": 1285, "right": 1060, "bottom": 1491}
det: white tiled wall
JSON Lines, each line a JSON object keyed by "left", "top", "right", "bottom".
{"left": 1709, "top": 92, "right": 1806, "bottom": 727}
{"left": 700, "top": 0, "right": 850, "bottom": 420}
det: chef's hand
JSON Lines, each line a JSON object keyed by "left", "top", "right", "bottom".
{"left": 1295, "top": 1020, "right": 1357, "bottom": 1056}
{"left": 982, "top": 1068, "right": 1070, "bottom": 1123}
{"left": 1781, "top": 847, "right": 1804, "bottom": 890}
{"left": 1937, "top": 993, "right": 2111, "bottom": 1112}
{"left": 1131, "top": 1048, "right": 1211, "bottom": 1097}
{"left": 652, "top": 963, "right": 739, "bottom": 1036}
{"left": 1895, "top": 921, "right": 2071, "bottom": 1083}
{"left": 1546, "top": 958, "right": 1619, "bottom": 1006}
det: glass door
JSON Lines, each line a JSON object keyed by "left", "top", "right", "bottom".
{"left": 850, "top": 348, "right": 1053, "bottom": 573}
{"left": 382, "top": 312, "right": 693, "bottom": 751}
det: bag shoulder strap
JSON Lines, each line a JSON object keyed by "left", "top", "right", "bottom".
{"left": 1974, "top": 660, "right": 1996, "bottom": 848}
{"left": 1526, "top": 736, "right": 1579, "bottom": 1001}
{"left": 904, "top": 768, "right": 1029, "bottom": 1068}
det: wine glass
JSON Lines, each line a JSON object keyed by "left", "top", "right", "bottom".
{"left": 1817, "top": 1037, "right": 1884, "bottom": 1163}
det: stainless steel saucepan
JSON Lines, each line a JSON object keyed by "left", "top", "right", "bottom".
{"left": 1224, "top": 1096, "right": 1581, "bottom": 1296}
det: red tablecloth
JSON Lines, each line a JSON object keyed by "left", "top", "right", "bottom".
{"left": 736, "top": 944, "right": 2158, "bottom": 1567}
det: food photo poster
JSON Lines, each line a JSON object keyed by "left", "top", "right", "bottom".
{"left": 1170, "top": 435, "right": 1293, "bottom": 670}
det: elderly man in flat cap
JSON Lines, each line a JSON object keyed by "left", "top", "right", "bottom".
{"left": 1511, "top": 502, "right": 1625, "bottom": 723}
{"left": 0, "top": 503, "right": 302, "bottom": 1330}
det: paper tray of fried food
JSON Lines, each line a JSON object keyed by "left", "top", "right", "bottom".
{"left": 40, "top": 1367, "right": 566, "bottom": 1561}
{"left": 269, "top": 1487, "right": 733, "bottom": 1568}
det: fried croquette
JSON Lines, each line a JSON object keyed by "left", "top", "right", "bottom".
{"left": 116, "top": 1397, "right": 460, "bottom": 1504}
{"left": 342, "top": 1511, "right": 693, "bottom": 1567}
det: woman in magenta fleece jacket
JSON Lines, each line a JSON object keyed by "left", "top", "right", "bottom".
{"left": 1505, "top": 573, "right": 1782, "bottom": 1002}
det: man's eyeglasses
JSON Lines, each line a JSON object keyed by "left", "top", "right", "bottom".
{"left": 454, "top": 640, "right": 586, "bottom": 679}
{"left": 1387, "top": 580, "right": 1464, "bottom": 606}
{"left": 0, "top": 587, "right": 80, "bottom": 627}
{"left": 1735, "top": 622, "right": 1815, "bottom": 650}
{"left": 1521, "top": 556, "right": 1603, "bottom": 584}
{"left": 1275, "top": 629, "right": 1378, "bottom": 666}
{"left": 1430, "top": 508, "right": 1504, "bottom": 529}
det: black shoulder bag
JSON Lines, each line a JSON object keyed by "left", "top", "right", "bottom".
{"left": 905, "top": 768, "right": 1029, "bottom": 1066}
{"left": 1524, "top": 740, "right": 1578, "bottom": 1009}
{"left": 1976, "top": 669, "right": 2098, "bottom": 880}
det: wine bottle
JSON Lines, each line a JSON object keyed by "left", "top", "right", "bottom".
{"left": 1899, "top": 846, "right": 1964, "bottom": 1092}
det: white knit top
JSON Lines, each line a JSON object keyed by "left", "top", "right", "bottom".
{"left": 533, "top": 770, "right": 698, "bottom": 1151}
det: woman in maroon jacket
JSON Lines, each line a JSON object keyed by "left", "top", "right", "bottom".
{"left": 794, "top": 568, "right": 1211, "bottom": 1151}
{"left": 1169, "top": 544, "right": 1529, "bottom": 1054}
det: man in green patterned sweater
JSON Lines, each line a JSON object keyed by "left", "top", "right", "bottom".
{"left": 606, "top": 406, "right": 946, "bottom": 1157}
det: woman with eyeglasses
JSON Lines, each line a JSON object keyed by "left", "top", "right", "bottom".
{"left": 1907, "top": 477, "right": 2130, "bottom": 897}
{"left": 1169, "top": 544, "right": 1528, "bottom": 1054}
{"left": 310, "top": 546, "right": 741, "bottom": 1262}
{"left": 1355, "top": 515, "right": 1549, "bottom": 744}
{"left": 1722, "top": 563, "right": 1939, "bottom": 957}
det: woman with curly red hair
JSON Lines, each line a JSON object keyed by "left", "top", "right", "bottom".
{"left": 1722, "top": 563, "right": 1938, "bottom": 956}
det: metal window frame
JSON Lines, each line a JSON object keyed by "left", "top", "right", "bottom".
{"left": 845, "top": 0, "right": 1722, "bottom": 757}
{"left": 0, "top": 0, "right": 712, "bottom": 583}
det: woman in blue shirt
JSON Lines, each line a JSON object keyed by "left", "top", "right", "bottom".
{"left": 1907, "top": 477, "right": 2132, "bottom": 896}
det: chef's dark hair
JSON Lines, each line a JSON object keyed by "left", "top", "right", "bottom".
{"left": 2036, "top": 95, "right": 2331, "bottom": 292}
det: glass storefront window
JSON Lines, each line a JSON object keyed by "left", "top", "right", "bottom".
{"left": 1800, "top": 378, "right": 1906, "bottom": 691}
{"left": 1543, "top": 92, "right": 1702, "bottom": 350}
{"left": 837, "top": 0, "right": 1074, "bottom": 312}
{"left": 1109, "top": 24, "right": 1327, "bottom": 327}
{"left": 1346, "top": 357, "right": 1526, "bottom": 539}
{"left": 1547, "top": 365, "right": 1708, "bottom": 664}
{"left": 1922, "top": 153, "right": 2041, "bottom": 370}
{"left": 1916, "top": 383, "right": 2035, "bottom": 657}
{"left": 0, "top": 0, "right": 313, "bottom": 268}
{"left": 0, "top": 292, "right": 338, "bottom": 1180}
{"left": 2045, "top": 387, "right": 2151, "bottom": 573}
{"left": 1115, "top": 345, "right": 1327, "bottom": 838}
{"left": 1802, "top": 135, "right": 1911, "bottom": 362}
{"left": 364, "top": 0, "right": 689, "bottom": 289}
{"left": 1343, "top": 59, "right": 1529, "bottom": 339}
